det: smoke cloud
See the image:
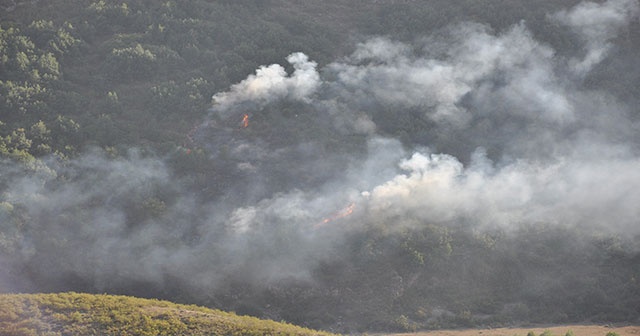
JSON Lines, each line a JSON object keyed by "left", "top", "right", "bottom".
{"left": 211, "top": 52, "right": 320, "bottom": 112}
{"left": 194, "top": 0, "right": 640, "bottom": 278}
{"left": 552, "top": 0, "right": 640, "bottom": 75}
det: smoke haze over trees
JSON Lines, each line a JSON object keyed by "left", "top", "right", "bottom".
{"left": 1, "top": 0, "right": 640, "bottom": 332}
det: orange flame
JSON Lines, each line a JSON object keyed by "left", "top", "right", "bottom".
{"left": 241, "top": 114, "right": 249, "bottom": 128}
{"left": 315, "top": 202, "right": 355, "bottom": 228}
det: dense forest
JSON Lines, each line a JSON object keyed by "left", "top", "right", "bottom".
{"left": 1, "top": 0, "right": 640, "bottom": 333}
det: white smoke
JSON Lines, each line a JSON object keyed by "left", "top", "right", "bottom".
{"left": 552, "top": 0, "right": 640, "bottom": 75}
{"left": 329, "top": 22, "right": 580, "bottom": 128}
{"left": 211, "top": 0, "right": 640, "bottom": 239}
{"left": 211, "top": 52, "right": 320, "bottom": 111}
{"left": 366, "top": 147, "right": 640, "bottom": 233}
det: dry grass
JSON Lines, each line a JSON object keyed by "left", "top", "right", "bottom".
{"left": 385, "top": 325, "right": 640, "bottom": 336}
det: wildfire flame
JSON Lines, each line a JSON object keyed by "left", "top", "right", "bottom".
{"left": 241, "top": 114, "right": 249, "bottom": 128}
{"left": 315, "top": 202, "right": 355, "bottom": 228}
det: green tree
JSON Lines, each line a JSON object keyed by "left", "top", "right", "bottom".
{"left": 37, "top": 52, "right": 60, "bottom": 80}
{"left": 104, "top": 44, "right": 157, "bottom": 80}
{"left": 29, "top": 120, "right": 52, "bottom": 155}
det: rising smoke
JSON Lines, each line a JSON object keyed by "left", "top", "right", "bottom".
{"left": 1, "top": 0, "right": 640, "bottom": 329}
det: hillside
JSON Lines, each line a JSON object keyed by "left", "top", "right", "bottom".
{"left": 0, "top": 292, "right": 337, "bottom": 336}
{"left": 1, "top": 0, "right": 640, "bottom": 333}
{"left": 387, "top": 325, "right": 640, "bottom": 336}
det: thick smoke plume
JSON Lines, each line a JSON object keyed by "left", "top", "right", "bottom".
{"left": 211, "top": 52, "right": 320, "bottom": 111}
{"left": 1, "top": 0, "right": 640, "bottom": 329}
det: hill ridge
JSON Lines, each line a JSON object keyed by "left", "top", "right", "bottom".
{"left": 0, "top": 292, "right": 337, "bottom": 336}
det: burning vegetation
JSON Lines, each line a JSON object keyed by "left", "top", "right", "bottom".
{"left": 315, "top": 202, "right": 356, "bottom": 228}
{"left": 241, "top": 114, "right": 250, "bottom": 128}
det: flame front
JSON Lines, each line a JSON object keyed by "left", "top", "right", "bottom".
{"left": 241, "top": 114, "right": 249, "bottom": 128}
{"left": 315, "top": 202, "right": 355, "bottom": 228}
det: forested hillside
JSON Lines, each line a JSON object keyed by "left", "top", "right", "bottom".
{"left": 1, "top": 0, "right": 640, "bottom": 333}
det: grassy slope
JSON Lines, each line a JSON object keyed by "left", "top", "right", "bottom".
{"left": 0, "top": 292, "right": 338, "bottom": 336}
{"left": 386, "top": 325, "right": 640, "bottom": 336}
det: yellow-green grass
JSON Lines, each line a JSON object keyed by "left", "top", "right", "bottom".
{"left": 0, "top": 292, "right": 338, "bottom": 336}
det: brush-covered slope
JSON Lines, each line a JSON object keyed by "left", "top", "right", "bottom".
{"left": 0, "top": 292, "right": 337, "bottom": 336}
